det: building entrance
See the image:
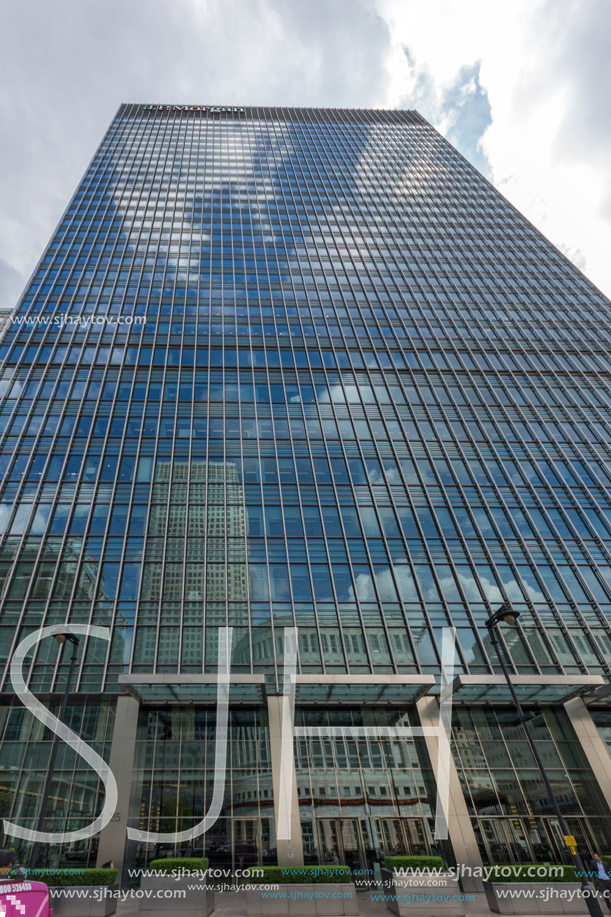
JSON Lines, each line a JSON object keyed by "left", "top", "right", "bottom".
{"left": 303, "top": 817, "right": 438, "bottom": 871}
{"left": 374, "top": 817, "right": 433, "bottom": 858}
{"left": 314, "top": 819, "right": 368, "bottom": 871}
{"left": 474, "top": 815, "right": 602, "bottom": 865}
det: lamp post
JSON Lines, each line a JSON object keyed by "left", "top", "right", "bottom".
{"left": 28, "top": 632, "right": 80, "bottom": 872}
{"left": 485, "top": 604, "right": 603, "bottom": 917}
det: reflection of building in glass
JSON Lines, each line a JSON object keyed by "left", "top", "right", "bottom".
{"left": 141, "top": 460, "right": 248, "bottom": 606}
{"left": 1, "top": 537, "right": 99, "bottom": 603}
{"left": 1, "top": 104, "right": 611, "bottom": 876}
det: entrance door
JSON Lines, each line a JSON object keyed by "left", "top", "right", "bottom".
{"left": 316, "top": 819, "right": 367, "bottom": 871}
{"left": 373, "top": 818, "right": 434, "bottom": 858}
{"left": 476, "top": 817, "right": 593, "bottom": 865}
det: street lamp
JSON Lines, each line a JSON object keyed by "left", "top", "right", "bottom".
{"left": 28, "top": 632, "right": 80, "bottom": 872}
{"left": 485, "top": 604, "right": 603, "bottom": 917}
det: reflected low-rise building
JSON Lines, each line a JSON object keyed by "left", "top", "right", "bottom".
{"left": 1, "top": 105, "right": 611, "bottom": 878}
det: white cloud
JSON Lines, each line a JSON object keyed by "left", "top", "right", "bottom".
{"left": 0, "top": 0, "right": 394, "bottom": 309}
{"left": 375, "top": 0, "right": 611, "bottom": 294}
{"left": 0, "top": 0, "right": 609, "bottom": 301}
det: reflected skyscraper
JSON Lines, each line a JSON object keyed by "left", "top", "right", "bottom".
{"left": 0, "top": 105, "right": 611, "bottom": 876}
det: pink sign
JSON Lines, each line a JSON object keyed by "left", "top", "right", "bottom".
{"left": 0, "top": 881, "right": 51, "bottom": 917}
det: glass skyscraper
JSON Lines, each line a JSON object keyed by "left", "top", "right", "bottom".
{"left": 1, "top": 104, "right": 611, "bottom": 881}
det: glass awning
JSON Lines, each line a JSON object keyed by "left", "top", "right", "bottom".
{"left": 452, "top": 674, "right": 605, "bottom": 705}
{"left": 117, "top": 674, "right": 265, "bottom": 704}
{"left": 294, "top": 676, "right": 435, "bottom": 704}
{"left": 117, "top": 672, "right": 607, "bottom": 706}
{"left": 118, "top": 674, "right": 435, "bottom": 705}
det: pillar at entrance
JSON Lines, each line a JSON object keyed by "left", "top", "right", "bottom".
{"left": 267, "top": 694, "right": 304, "bottom": 866}
{"left": 564, "top": 696, "right": 611, "bottom": 815}
{"left": 96, "top": 695, "right": 139, "bottom": 875}
{"left": 416, "top": 695, "right": 484, "bottom": 892}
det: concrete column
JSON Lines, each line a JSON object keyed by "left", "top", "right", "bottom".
{"left": 96, "top": 695, "right": 139, "bottom": 874}
{"left": 564, "top": 696, "right": 611, "bottom": 813}
{"left": 416, "top": 695, "right": 484, "bottom": 891}
{"left": 267, "top": 694, "right": 304, "bottom": 866}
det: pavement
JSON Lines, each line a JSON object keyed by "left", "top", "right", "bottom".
{"left": 111, "top": 888, "right": 501, "bottom": 917}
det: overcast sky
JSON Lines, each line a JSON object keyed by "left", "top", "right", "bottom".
{"left": 1, "top": 0, "right": 610, "bottom": 306}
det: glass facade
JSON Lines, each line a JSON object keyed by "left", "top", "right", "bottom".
{"left": 128, "top": 707, "right": 275, "bottom": 873}
{"left": 1, "top": 104, "right": 611, "bottom": 872}
{"left": 452, "top": 706, "right": 610, "bottom": 864}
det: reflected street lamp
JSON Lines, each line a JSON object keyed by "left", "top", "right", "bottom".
{"left": 485, "top": 604, "right": 602, "bottom": 917}
{"left": 28, "top": 633, "right": 80, "bottom": 872}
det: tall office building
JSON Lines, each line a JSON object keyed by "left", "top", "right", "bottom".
{"left": 1, "top": 104, "right": 611, "bottom": 880}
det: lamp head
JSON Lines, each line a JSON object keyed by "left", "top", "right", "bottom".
{"left": 54, "top": 632, "right": 80, "bottom": 646}
{"left": 485, "top": 604, "right": 521, "bottom": 629}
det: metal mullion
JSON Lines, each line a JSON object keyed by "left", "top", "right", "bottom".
{"left": 308, "top": 128, "right": 415, "bottom": 364}
{"left": 95, "top": 118, "right": 154, "bottom": 319}
{"left": 296, "top": 430, "right": 351, "bottom": 674}
{"left": 262, "top": 117, "right": 325, "bottom": 665}
{"left": 182, "top": 112, "right": 204, "bottom": 672}
{"left": 87, "top": 147, "right": 170, "bottom": 686}
{"left": 148, "top": 110, "right": 189, "bottom": 673}
{"left": 545, "top": 468, "right": 611, "bottom": 581}
{"left": 360, "top": 386, "right": 475, "bottom": 664}
{"left": 516, "top": 442, "right": 611, "bottom": 660}
{"left": 329, "top": 383, "right": 411, "bottom": 671}
{"left": 430, "top": 419, "right": 548, "bottom": 674}
{"left": 342, "top": 401, "right": 428, "bottom": 670}
{"left": 0, "top": 121, "right": 144, "bottom": 515}
{"left": 264, "top": 115, "right": 315, "bottom": 359}
{"left": 232, "top": 120, "right": 259, "bottom": 673}
{"left": 0, "top": 362, "right": 98, "bottom": 692}
{"left": 311, "top": 422, "right": 376, "bottom": 673}
{"left": 126, "top": 300, "right": 170, "bottom": 672}
{"left": 461, "top": 304, "right": 611, "bottom": 468}
{"left": 113, "top": 111, "right": 167, "bottom": 325}
{"left": 444, "top": 442, "right": 565, "bottom": 674}
{"left": 250, "top": 112, "right": 302, "bottom": 685}
{"left": 215, "top": 138, "right": 231, "bottom": 642}
{"left": 445, "top": 417, "right": 598, "bottom": 673}
{"left": 410, "top": 413, "right": 536, "bottom": 672}
{"left": 198, "top": 113, "right": 214, "bottom": 655}
{"left": 0, "top": 108, "right": 153, "bottom": 684}
{"left": 278, "top": 146, "right": 325, "bottom": 353}
{"left": 166, "top": 112, "right": 193, "bottom": 672}
{"left": 369, "top": 406, "right": 468, "bottom": 652}
{"left": 257, "top": 124, "right": 327, "bottom": 671}
{"left": 284, "top": 117, "right": 350, "bottom": 675}
{"left": 303, "top": 373, "right": 376, "bottom": 673}
{"left": 286, "top": 120, "right": 341, "bottom": 342}
{"left": 392, "top": 385, "right": 498, "bottom": 634}
{"left": 22, "top": 364, "right": 129, "bottom": 685}
{"left": 500, "top": 317, "right": 611, "bottom": 437}
{"left": 423, "top": 394, "right": 565, "bottom": 672}
{"left": 8, "top": 108, "right": 133, "bottom": 349}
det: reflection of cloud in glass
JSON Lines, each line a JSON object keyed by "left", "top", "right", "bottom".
{"left": 394, "top": 565, "right": 418, "bottom": 602}
{"left": 112, "top": 119, "right": 294, "bottom": 289}
{"left": 454, "top": 570, "right": 545, "bottom": 605}
{"left": 367, "top": 466, "right": 402, "bottom": 486}
{"left": 342, "top": 560, "right": 547, "bottom": 610}
{"left": 350, "top": 566, "right": 401, "bottom": 603}
{"left": 0, "top": 503, "right": 12, "bottom": 533}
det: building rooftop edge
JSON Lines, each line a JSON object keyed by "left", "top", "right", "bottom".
{"left": 116, "top": 103, "right": 429, "bottom": 125}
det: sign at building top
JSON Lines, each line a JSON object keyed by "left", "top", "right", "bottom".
{"left": 142, "top": 104, "right": 245, "bottom": 113}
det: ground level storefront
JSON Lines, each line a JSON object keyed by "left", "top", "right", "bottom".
{"left": 2, "top": 672, "right": 611, "bottom": 880}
